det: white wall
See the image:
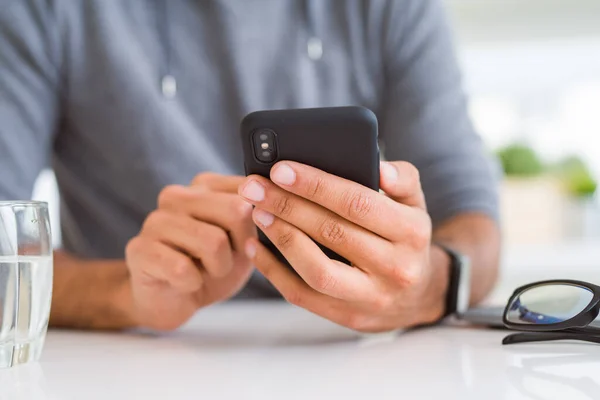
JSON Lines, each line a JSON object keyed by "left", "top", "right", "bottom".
{"left": 446, "top": 0, "right": 600, "bottom": 44}
{"left": 445, "top": 0, "right": 600, "bottom": 280}
{"left": 445, "top": 0, "right": 600, "bottom": 174}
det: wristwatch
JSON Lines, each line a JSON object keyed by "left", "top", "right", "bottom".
{"left": 434, "top": 242, "right": 471, "bottom": 318}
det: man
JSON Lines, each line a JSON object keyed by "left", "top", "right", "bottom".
{"left": 0, "top": 0, "right": 500, "bottom": 332}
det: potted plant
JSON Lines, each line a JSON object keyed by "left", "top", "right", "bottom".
{"left": 496, "top": 143, "right": 568, "bottom": 245}
{"left": 554, "top": 156, "right": 599, "bottom": 238}
{"left": 497, "top": 143, "right": 545, "bottom": 178}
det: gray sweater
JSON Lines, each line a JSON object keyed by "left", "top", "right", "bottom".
{"left": 0, "top": 0, "right": 499, "bottom": 297}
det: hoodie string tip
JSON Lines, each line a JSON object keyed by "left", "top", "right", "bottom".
{"left": 161, "top": 75, "right": 177, "bottom": 99}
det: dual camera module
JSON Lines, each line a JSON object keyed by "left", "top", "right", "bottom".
{"left": 253, "top": 129, "right": 278, "bottom": 163}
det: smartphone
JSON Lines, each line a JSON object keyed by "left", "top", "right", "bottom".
{"left": 240, "top": 106, "right": 380, "bottom": 267}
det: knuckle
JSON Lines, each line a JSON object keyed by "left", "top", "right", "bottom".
{"left": 283, "top": 290, "right": 303, "bottom": 307}
{"left": 272, "top": 194, "right": 294, "bottom": 217}
{"left": 171, "top": 255, "right": 193, "bottom": 279}
{"left": 343, "top": 190, "right": 373, "bottom": 220}
{"left": 402, "top": 162, "right": 421, "bottom": 189}
{"left": 191, "top": 172, "right": 217, "bottom": 188}
{"left": 125, "top": 237, "right": 145, "bottom": 260}
{"left": 406, "top": 263, "right": 425, "bottom": 286}
{"left": 152, "top": 246, "right": 171, "bottom": 266}
{"left": 205, "top": 228, "right": 230, "bottom": 255}
{"left": 306, "top": 175, "right": 327, "bottom": 199}
{"left": 190, "top": 221, "right": 208, "bottom": 240}
{"left": 370, "top": 294, "right": 394, "bottom": 314}
{"left": 275, "top": 228, "right": 295, "bottom": 250}
{"left": 389, "top": 265, "right": 409, "bottom": 286}
{"left": 318, "top": 218, "right": 346, "bottom": 246}
{"left": 158, "top": 184, "right": 185, "bottom": 208}
{"left": 382, "top": 252, "right": 402, "bottom": 273}
{"left": 407, "top": 216, "right": 431, "bottom": 249}
{"left": 390, "top": 262, "right": 423, "bottom": 288}
{"left": 310, "top": 269, "right": 337, "bottom": 293}
{"left": 345, "top": 313, "right": 370, "bottom": 332}
{"left": 230, "top": 198, "right": 253, "bottom": 221}
{"left": 143, "top": 210, "right": 166, "bottom": 229}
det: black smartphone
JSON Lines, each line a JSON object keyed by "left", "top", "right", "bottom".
{"left": 240, "top": 106, "right": 380, "bottom": 267}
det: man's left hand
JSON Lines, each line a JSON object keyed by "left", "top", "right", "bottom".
{"left": 238, "top": 161, "right": 450, "bottom": 332}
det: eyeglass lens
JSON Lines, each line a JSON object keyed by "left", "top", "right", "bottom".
{"left": 506, "top": 283, "right": 594, "bottom": 325}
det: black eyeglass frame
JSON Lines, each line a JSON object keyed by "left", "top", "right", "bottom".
{"left": 502, "top": 279, "right": 600, "bottom": 345}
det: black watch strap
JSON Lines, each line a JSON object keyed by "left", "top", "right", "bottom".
{"left": 434, "top": 242, "right": 469, "bottom": 318}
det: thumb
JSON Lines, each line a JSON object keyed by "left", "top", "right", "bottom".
{"left": 379, "top": 161, "right": 426, "bottom": 209}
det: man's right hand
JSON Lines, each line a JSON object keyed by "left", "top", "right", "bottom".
{"left": 125, "top": 173, "right": 257, "bottom": 331}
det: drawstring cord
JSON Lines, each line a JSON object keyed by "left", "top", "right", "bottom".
{"left": 159, "top": 0, "right": 177, "bottom": 98}
{"left": 157, "top": 0, "right": 321, "bottom": 98}
{"left": 304, "top": 0, "right": 323, "bottom": 61}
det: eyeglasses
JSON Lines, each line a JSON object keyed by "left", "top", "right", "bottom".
{"left": 502, "top": 279, "right": 600, "bottom": 345}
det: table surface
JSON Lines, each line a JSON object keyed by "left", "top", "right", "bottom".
{"left": 2, "top": 300, "right": 600, "bottom": 400}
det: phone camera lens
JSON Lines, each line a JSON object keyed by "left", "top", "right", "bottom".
{"left": 253, "top": 129, "right": 278, "bottom": 163}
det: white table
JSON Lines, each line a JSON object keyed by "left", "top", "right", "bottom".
{"left": 2, "top": 300, "right": 600, "bottom": 400}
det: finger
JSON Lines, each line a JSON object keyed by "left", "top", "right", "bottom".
{"left": 239, "top": 177, "right": 393, "bottom": 269}
{"left": 264, "top": 161, "right": 418, "bottom": 241}
{"left": 190, "top": 173, "right": 246, "bottom": 194}
{"left": 251, "top": 208, "right": 376, "bottom": 301}
{"left": 158, "top": 185, "right": 256, "bottom": 252}
{"left": 379, "top": 161, "right": 426, "bottom": 209}
{"left": 126, "top": 236, "right": 204, "bottom": 292}
{"left": 141, "top": 210, "right": 234, "bottom": 278}
{"left": 246, "top": 237, "right": 365, "bottom": 328}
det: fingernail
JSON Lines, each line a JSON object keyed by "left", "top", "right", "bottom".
{"left": 271, "top": 163, "right": 296, "bottom": 186}
{"left": 381, "top": 162, "right": 398, "bottom": 183}
{"left": 245, "top": 241, "right": 256, "bottom": 259}
{"left": 241, "top": 180, "right": 265, "bottom": 202}
{"left": 254, "top": 209, "right": 274, "bottom": 228}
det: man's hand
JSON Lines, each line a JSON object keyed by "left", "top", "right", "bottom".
{"left": 238, "top": 161, "right": 449, "bottom": 332}
{"left": 125, "top": 173, "right": 256, "bottom": 331}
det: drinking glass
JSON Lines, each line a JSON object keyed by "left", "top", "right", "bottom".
{"left": 0, "top": 201, "right": 53, "bottom": 368}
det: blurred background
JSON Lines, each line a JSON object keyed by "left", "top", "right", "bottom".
{"left": 447, "top": 0, "right": 600, "bottom": 297}
{"left": 32, "top": 0, "right": 600, "bottom": 301}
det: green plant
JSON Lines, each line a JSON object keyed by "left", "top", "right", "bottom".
{"left": 496, "top": 143, "right": 545, "bottom": 177}
{"left": 554, "top": 156, "right": 598, "bottom": 198}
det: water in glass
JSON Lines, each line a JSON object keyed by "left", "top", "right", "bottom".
{"left": 0, "top": 202, "right": 53, "bottom": 368}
